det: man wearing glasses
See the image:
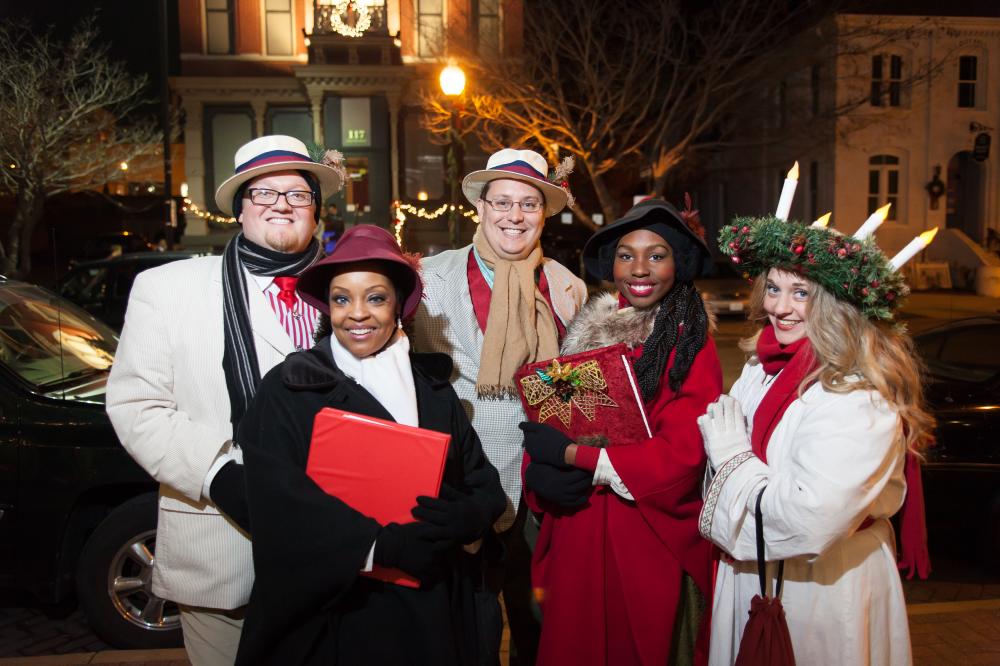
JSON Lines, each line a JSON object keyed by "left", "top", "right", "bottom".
{"left": 413, "top": 148, "right": 587, "bottom": 665}
{"left": 107, "top": 136, "right": 343, "bottom": 665}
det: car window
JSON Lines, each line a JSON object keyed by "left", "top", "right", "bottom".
{"left": 61, "top": 266, "right": 111, "bottom": 302}
{"left": 0, "top": 283, "right": 118, "bottom": 394}
{"left": 919, "top": 324, "right": 1000, "bottom": 383}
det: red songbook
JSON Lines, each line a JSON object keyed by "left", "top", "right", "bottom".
{"left": 515, "top": 343, "right": 652, "bottom": 448}
{"left": 305, "top": 407, "right": 451, "bottom": 588}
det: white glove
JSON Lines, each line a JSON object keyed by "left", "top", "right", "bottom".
{"left": 697, "top": 395, "right": 751, "bottom": 470}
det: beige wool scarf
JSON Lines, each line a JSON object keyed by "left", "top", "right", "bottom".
{"left": 473, "top": 226, "right": 560, "bottom": 398}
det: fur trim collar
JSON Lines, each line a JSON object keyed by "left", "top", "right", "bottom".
{"left": 560, "top": 292, "right": 659, "bottom": 355}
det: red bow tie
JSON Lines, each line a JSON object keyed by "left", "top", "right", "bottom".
{"left": 273, "top": 276, "right": 298, "bottom": 310}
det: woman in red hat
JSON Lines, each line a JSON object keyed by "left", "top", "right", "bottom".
{"left": 519, "top": 198, "right": 722, "bottom": 665}
{"left": 232, "top": 225, "right": 505, "bottom": 665}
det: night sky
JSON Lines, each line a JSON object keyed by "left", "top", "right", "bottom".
{"left": 0, "top": 0, "right": 179, "bottom": 83}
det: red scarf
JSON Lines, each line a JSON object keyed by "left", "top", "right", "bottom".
{"left": 753, "top": 324, "right": 930, "bottom": 579}
{"left": 752, "top": 325, "right": 816, "bottom": 463}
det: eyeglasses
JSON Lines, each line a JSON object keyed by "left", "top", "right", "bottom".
{"left": 247, "top": 188, "right": 316, "bottom": 207}
{"left": 482, "top": 198, "right": 543, "bottom": 213}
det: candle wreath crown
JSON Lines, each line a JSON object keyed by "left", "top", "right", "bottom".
{"left": 719, "top": 215, "right": 909, "bottom": 321}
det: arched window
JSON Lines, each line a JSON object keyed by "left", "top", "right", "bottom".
{"left": 868, "top": 154, "right": 901, "bottom": 220}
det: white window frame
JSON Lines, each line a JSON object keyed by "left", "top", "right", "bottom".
{"left": 262, "top": 0, "right": 296, "bottom": 57}
{"left": 867, "top": 153, "right": 905, "bottom": 222}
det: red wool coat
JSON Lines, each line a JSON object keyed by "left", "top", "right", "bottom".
{"left": 523, "top": 300, "right": 722, "bottom": 666}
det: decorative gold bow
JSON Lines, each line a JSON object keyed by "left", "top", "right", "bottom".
{"left": 519, "top": 359, "right": 618, "bottom": 427}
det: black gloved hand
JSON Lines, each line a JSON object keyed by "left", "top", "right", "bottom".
{"left": 524, "top": 462, "right": 593, "bottom": 508}
{"left": 412, "top": 483, "right": 489, "bottom": 545}
{"left": 373, "top": 521, "right": 450, "bottom": 578}
{"left": 519, "top": 421, "right": 574, "bottom": 468}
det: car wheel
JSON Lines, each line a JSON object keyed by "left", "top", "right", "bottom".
{"left": 76, "top": 493, "right": 183, "bottom": 649}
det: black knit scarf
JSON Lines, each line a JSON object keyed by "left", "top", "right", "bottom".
{"left": 221, "top": 232, "right": 321, "bottom": 430}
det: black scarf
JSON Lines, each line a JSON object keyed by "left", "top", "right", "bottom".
{"left": 222, "top": 232, "right": 321, "bottom": 430}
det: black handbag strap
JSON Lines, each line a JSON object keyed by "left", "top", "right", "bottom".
{"left": 754, "top": 487, "right": 784, "bottom": 599}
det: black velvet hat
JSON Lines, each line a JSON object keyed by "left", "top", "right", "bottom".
{"left": 582, "top": 198, "right": 712, "bottom": 282}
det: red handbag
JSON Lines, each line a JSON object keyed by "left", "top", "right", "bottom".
{"left": 734, "top": 489, "right": 796, "bottom": 666}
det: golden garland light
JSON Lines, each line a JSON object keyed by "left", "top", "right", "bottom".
{"left": 182, "top": 198, "right": 238, "bottom": 226}
{"left": 392, "top": 201, "right": 479, "bottom": 247}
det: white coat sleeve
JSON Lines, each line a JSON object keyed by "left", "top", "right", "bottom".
{"left": 699, "top": 388, "right": 902, "bottom": 561}
{"left": 106, "top": 271, "right": 230, "bottom": 502}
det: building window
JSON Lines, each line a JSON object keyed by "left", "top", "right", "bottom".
{"left": 958, "top": 55, "right": 977, "bottom": 108}
{"left": 868, "top": 154, "right": 900, "bottom": 220}
{"left": 266, "top": 107, "right": 312, "bottom": 145}
{"left": 402, "top": 108, "right": 444, "bottom": 200}
{"left": 870, "top": 54, "right": 903, "bottom": 107}
{"left": 809, "top": 160, "right": 819, "bottom": 221}
{"left": 205, "top": 107, "right": 255, "bottom": 211}
{"left": 475, "top": 0, "right": 500, "bottom": 57}
{"left": 205, "top": 0, "right": 233, "bottom": 54}
{"left": 417, "top": 0, "right": 444, "bottom": 58}
{"left": 775, "top": 80, "right": 787, "bottom": 129}
{"left": 265, "top": 0, "right": 294, "bottom": 56}
{"left": 810, "top": 64, "right": 821, "bottom": 116}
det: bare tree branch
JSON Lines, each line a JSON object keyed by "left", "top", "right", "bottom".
{"left": 0, "top": 18, "right": 164, "bottom": 276}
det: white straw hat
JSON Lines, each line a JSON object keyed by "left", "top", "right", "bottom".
{"left": 462, "top": 148, "right": 570, "bottom": 217}
{"left": 214, "top": 135, "right": 344, "bottom": 215}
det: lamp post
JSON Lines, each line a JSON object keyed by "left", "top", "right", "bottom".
{"left": 439, "top": 62, "right": 466, "bottom": 248}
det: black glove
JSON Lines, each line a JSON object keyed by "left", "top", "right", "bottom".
{"left": 519, "top": 421, "right": 574, "bottom": 468}
{"left": 524, "top": 462, "right": 593, "bottom": 507}
{"left": 209, "top": 461, "right": 251, "bottom": 533}
{"left": 373, "top": 521, "right": 450, "bottom": 578}
{"left": 412, "top": 483, "right": 489, "bottom": 545}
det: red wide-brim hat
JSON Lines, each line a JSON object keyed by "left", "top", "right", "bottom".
{"left": 296, "top": 225, "right": 423, "bottom": 320}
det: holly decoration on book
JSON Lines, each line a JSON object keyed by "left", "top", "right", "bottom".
{"left": 520, "top": 359, "right": 618, "bottom": 427}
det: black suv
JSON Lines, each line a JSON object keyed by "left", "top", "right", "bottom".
{"left": 58, "top": 251, "right": 208, "bottom": 331}
{"left": 0, "top": 279, "right": 180, "bottom": 648}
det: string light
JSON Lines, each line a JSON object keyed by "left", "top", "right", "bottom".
{"left": 181, "top": 198, "right": 238, "bottom": 225}
{"left": 392, "top": 201, "right": 479, "bottom": 247}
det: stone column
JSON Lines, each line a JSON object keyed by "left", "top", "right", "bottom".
{"left": 250, "top": 100, "right": 267, "bottom": 137}
{"left": 387, "top": 91, "right": 401, "bottom": 201}
{"left": 181, "top": 99, "right": 207, "bottom": 236}
{"left": 308, "top": 88, "right": 325, "bottom": 144}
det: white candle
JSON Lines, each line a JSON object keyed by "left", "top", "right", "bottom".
{"left": 774, "top": 161, "right": 799, "bottom": 221}
{"left": 854, "top": 203, "right": 891, "bottom": 240}
{"left": 810, "top": 212, "right": 831, "bottom": 228}
{"left": 889, "top": 228, "right": 939, "bottom": 270}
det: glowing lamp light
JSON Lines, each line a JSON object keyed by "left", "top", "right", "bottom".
{"left": 119, "top": 161, "right": 129, "bottom": 171}
{"left": 180, "top": 182, "right": 189, "bottom": 197}
{"left": 439, "top": 64, "right": 466, "bottom": 96}
{"left": 810, "top": 212, "right": 831, "bottom": 229}
{"left": 417, "top": 191, "right": 429, "bottom": 201}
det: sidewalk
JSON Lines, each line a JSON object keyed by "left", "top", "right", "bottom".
{"left": 2, "top": 600, "right": 998, "bottom": 666}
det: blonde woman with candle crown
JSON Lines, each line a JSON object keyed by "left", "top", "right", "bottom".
{"left": 698, "top": 215, "right": 935, "bottom": 665}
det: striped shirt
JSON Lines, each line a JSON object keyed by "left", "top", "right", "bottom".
{"left": 251, "top": 273, "right": 322, "bottom": 351}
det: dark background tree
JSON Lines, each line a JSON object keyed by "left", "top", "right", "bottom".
{"left": 0, "top": 19, "right": 162, "bottom": 277}
{"left": 420, "top": 0, "right": 945, "bottom": 229}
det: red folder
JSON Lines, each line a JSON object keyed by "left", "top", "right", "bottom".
{"left": 305, "top": 407, "right": 451, "bottom": 588}
{"left": 515, "top": 343, "right": 652, "bottom": 448}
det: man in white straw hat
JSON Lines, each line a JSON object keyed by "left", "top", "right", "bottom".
{"left": 107, "top": 135, "right": 343, "bottom": 664}
{"left": 413, "top": 147, "right": 587, "bottom": 665}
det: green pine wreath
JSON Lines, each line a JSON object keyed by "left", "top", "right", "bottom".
{"left": 718, "top": 215, "right": 909, "bottom": 321}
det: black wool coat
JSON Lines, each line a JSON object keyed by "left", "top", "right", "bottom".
{"left": 234, "top": 337, "right": 505, "bottom": 665}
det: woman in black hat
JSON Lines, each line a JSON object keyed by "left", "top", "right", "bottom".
{"left": 519, "top": 199, "right": 722, "bottom": 665}
{"left": 232, "top": 224, "right": 505, "bottom": 665}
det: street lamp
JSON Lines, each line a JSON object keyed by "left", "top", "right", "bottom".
{"left": 439, "top": 62, "right": 465, "bottom": 248}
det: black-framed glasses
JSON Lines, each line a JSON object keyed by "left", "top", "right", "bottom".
{"left": 247, "top": 188, "right": 316, "bottom": 207}
{"left": 482, "top": 198, "right": 543, "bottom": 213}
